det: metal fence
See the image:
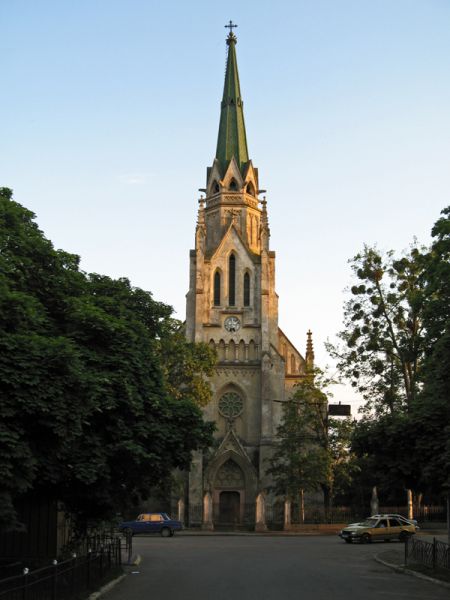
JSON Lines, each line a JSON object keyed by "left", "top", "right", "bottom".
{"left": 0, "top": 536, "right": 125, "bottom": 600}
{"left": 379, "top": 505, "right": 446, "bottom": 522}
{"left": 289, "top": 505, "right": 363, "bottom": 525}
{"left": 186, "top": 502, "right": 446, "bottom": 529}
{"left": 405, "top": 536, "right": 450, "bottom": 572}
{"left": 288, "top": 505, "right": 447, "bottom": 525}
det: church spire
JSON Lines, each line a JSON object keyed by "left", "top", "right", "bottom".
{"left": 216, "top": 23, "right": 249, "bottom": 175}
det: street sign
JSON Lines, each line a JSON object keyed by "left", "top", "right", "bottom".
{"left": 328, "top": 403, "right": 351, "bottom": 416}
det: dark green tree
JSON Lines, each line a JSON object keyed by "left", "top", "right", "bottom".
{"left": 158, "top": 321, "right": 216, "bottom": 408}
{"left": 267, "top": 371, "right": 357, "bottom": 519}
{"left": 412, "top": 206, "right": 450, "bottom": 495}
{"left": 0, "top": 188, "right": 214, "bottom": 529}
{"left": 327, "top": 244, "right": 426, "bottom": 416}
{"left": 331, "top": 207, "right": 449, "bottom": 510}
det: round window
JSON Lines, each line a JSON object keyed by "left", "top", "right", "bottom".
{"left": 218, "top": 392, "right": 243, "bottom": 418}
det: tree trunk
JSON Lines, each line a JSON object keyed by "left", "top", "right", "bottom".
{"left": 299, "top": 489, "right": 305, "bottom": 524}
{"left": 413, "top": 491, "right": 423, "bottom": 517}
{"left": 322, "top": 486, "right": 331, "bottom": 523}
{"left": 370, "top": 486, "right": 379, "bottom": 516}
{"left": 447, "top": 493, "right": 450, "bottom": 545}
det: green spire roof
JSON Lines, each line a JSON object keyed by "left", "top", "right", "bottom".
{"left": 216, "top": 32, "right": 249, "bottom": 174}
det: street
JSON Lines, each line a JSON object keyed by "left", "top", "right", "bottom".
{"left": 106, "top": 535, "right": 448, "bottom": 600}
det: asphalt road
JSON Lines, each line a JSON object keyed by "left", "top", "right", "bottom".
{"left": 106, "top": 535, "right": 448, "bottom": 600}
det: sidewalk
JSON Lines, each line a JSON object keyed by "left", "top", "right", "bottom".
{"left": 417, "top": 529, "right": 449, "bottom": 543}
{"left": 375, "top": 533, "right": 450, "bottom": 590}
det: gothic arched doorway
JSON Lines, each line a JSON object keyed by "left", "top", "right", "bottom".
{"left": 214, "top": 459, "right": 244, "bottom": 526}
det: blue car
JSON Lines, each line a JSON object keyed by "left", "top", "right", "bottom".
{"left": 118, "top": 513, "right": 182, "bottom": 537}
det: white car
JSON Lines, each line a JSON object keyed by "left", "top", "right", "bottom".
{"left": 371, "top": 514, "right": 418, "bottom": 527}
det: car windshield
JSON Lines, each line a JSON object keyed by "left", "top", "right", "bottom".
{"left": 360, "top": 518, "right": 378, "bottom": 527}
{"left": 161, "top": 513, "right": 170, "bottom": 520}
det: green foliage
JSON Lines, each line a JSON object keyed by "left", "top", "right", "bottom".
{"left": 343, "top": 207, "right": 450, "bottom": 498}
{"left": 412, "top": 206, "right": 450, "bottom": 492}
{"left": 158, "top": 321, "right": 216, "bottom": 407}
{"left": 0, "top": 189, "right": 214, "bottom": 529}
{"left": 267, "top": 394, "right": 327, "bottom": 500}
{"left": 267, "top": 371, "right": 357, "bottom": 510}
{"left": 351, "top": 414, "right": 419, "bottom": 493}
{"left": 327, "top": 243, "right": 427, "bottom": 415}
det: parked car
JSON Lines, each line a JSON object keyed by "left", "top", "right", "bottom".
{"left": 118, "top": 513, "right": 182, "bottom": 537}
{"left": 339, "top": 515, "right": 417, "bottom": 544}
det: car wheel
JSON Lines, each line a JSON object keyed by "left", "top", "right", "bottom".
{"left": 160, "top": 527, "right": 171, "bottom": 538}
{"left": 399, "top": 531, "right": 410, "bottom": 543}
{"left": 344, "top": 538, "right": 352, "bottom": 544}
{"left": 360, "top": 533, "right": 371, "bottom": 544}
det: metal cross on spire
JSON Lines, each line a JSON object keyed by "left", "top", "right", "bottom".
{"left": 225, "top": 20, "right": 238, "bottom": 35}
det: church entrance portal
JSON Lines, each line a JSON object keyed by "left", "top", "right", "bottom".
{"left": 219, "top": 491, "right": 240, "bottom": 525}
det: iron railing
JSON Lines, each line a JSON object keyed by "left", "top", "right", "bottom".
{"left": 405, "top": 536, "right": 450, "bottom": 572}
{"left": 0, "top": 536, "right": 127, "bottom": 600}
{"left": 185, "top": 503, "right": 446, "bottom": 528}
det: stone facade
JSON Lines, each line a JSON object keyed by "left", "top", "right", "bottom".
{"left": 184, "top": 30, "right": 313, "bottom": 529}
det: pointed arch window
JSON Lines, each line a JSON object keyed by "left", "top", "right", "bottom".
{"left": 291, "top": 354, "right": 296, "bottom": 374}
{"left": 213, "top": 181, "right": 220, "bottom": 193}
{"left": 229, "top": 254, "right": 236, "bottom": 306}
{"left": 244, "top": 272, "right": 250, "bottom": 307}
{"left": 229, "top": 179, "right": 238, "bottom": 191}
{"left": 214, "top": 271, "right": 221, "bottom": 306}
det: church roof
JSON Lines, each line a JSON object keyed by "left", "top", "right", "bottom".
{"left": 215, "top": 31, "right": 249, "bottom": 175}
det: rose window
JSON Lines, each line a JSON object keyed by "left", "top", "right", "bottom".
{"left": 218, "top": 392, "right": 243, "bottom": 418}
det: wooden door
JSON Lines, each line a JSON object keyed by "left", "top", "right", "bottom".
{"left": 219, "top": 491, "right": 240, "bottom": 525}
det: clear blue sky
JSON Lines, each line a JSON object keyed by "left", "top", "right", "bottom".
{"left": 2, "top": 0, "right": 450, "bottom": 411}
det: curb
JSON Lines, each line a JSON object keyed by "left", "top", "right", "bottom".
{"left": 87, "top": 555, "right": 141, "bottom": 599}
{"left": 87, "top": 574, "right": 127, "bottom": 599}
{"left": 374, "top": 554, "right": 450, "bottom": 590}
{"left": 177, "top": 531, "right": 336, "bottom": 537}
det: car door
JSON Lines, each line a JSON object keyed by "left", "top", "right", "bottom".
{"left": 134, "top": 515, "right": 148, "bottom": 534}
{"left": 388, "top": 517, "right": 404, "bottom": 540}
{"left": 148, "top": 514, "right": 163, "bottom": 533}
{"left": 372, "top": 518, "right": 390, "bottom": 541}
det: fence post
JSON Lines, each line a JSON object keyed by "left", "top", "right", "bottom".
{"left": 255, "top": 492, "right": 268, "bottom": 532}
{"left": 86, "top": 549, "right": 92, "bottom": 590}
{"left": 127, "top": 531, "right": 132, "bottom": 565}
{"left": 283, "top": 499, "right": 292, "bottom": 531}
{"left": 202, "top": 492, "right": 214, "bottom": 531}
{"left": 432, "top": 537, "right": 436, "bottom": 570}
{"left": 22, "top": 567, "right": 29, "bottom": 600}
{"left": 51, "top": 559, "right": 58, "bottom": 600}
{"left": 71, "top": 553, "right": 76, "bottom": 597}
{"left": 178, "top": 498, "right": 185, "bottom": 527}
{"left": 404, "top": 536, "right": 408, "bottom": 566}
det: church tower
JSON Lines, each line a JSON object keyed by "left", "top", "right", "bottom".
{"left": 185, "top": 25, "right": 310, "bottom": 529}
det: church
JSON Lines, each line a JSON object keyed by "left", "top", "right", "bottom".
{"left": 185, "top": 25, "right": 314, "bottom": 529}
